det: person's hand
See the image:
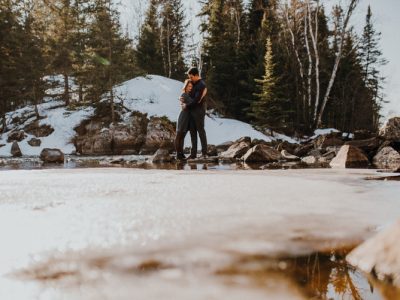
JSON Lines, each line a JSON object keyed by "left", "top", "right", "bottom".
{"left": 181, "top": 103, "right": 187, "bottom": 110}
{"left": 179, "top": 97, "right": 185, "bottom": 103}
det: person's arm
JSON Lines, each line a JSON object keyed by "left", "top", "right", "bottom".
{"left": 186, "top": 82, "right": 206, "bottom": 108}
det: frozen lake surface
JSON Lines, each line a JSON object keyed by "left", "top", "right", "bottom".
{"left": 0, "top": 168, "right": 399, "bottom": 299}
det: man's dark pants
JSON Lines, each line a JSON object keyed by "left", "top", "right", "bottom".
{"left": 189, "top": 104, "right": 207, "bottom": 156}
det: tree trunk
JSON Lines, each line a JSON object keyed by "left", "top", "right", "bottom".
{"left": 64, "top": 73, "right": 70, "bottom": 106}
{"left": 315, "top": 0, "right": 359, "bottom": 128}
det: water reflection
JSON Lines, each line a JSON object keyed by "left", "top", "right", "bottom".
{"left": 218, "top": 251, "right": 400, "bottom": 300}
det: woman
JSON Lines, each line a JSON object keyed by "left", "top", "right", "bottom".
{"left": 174, "top": 80, "right": 195, "bottom": 160}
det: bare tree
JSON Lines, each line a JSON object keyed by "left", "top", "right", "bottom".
{"left": 315, "top": 0, "right": 359, "bottom": 128}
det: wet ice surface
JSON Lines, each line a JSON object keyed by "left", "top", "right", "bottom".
{"left": 0, "top": 168, "right": 399, "bottom": 299}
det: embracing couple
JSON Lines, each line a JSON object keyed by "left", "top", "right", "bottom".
{"left": 174, "top": 67, "right": 208, "bottom": 160}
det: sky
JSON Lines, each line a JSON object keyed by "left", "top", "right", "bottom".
{"left": 119, "top": 0, "right": 400, "bottom": 118}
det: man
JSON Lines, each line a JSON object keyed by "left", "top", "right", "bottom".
{"left": 181, "top": 67, "right": 208, "bottom": 159}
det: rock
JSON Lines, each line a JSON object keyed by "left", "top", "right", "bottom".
{"left": 111, "top": 122, "right": 146, "bottom": 154}
{"left": 0, "top": 144, "right": 5, "bottom": 148}
{"left": 307, "top": 149, "right": 324, "bottom": 158}
{"left": 313, "top": 134, "right": 344, "bottom": 149}
{"left": 345, "top": 137, "right": 383, "bottom": 157}
{"left": 281, "top": 150, "right": 299, "bottom": 161}
{"left": 220, "top": 141, "right": 251, "bottom": 160}
{"left": 379, "top": 117, "right": 400, "bottom": 141}
{"left": 141, "top": 116, "right": 175, "bottom": 154}
{"left": 235, "top": 136, "right": 252, "bottom": 145}
{"left": 347, "top": 220, "right": 400, "bottom": 287}
{"left": 329, "top": 145, "right": 369, "bottom": 168}
{"left": 11, "top": 141, "right": 22, "bottom": 157}
{"left": 28, "top": 138, "right": 41, "bottom": 147}
{"left": 40, "top": 148, "right": 64, "bottom": 163}
{"left": 277, "top": 141, "right": 297, "bottom": 154}
{"left": 251, "top": 138, "right": 272, "bottom": 147}
{"left": 301, "top": 156, "right": 317, "bottom": 164}
{"left": 322, "top": 150, "right": 337, "bottom": 161}
{"left": 242, "top": 144, "right": 281, "bottom": 163}
{"left": 24, "top": 122, "right": 54, "bottom": 137}
{"left": 372, "top": 146, "right": 400, "bottom": 170}
{"left": 353, "top": 129, "right": 375, "bottom": 140}
{"left": 7, "top": 130, "right": 26, "bottom": 142}
{"left": 293, "top": 143, "right": 314, "bottom": 157}
{"left": 216, "top": 141, "right": 234, "bottom": 153}
{"left": 152, "top": 149, "right": 173, "bottom": 163}
{"left": 121, "top": 150, "right": 138, "bottom": 155}
{"left": 207, "top": 144, "right": 218, "bottom": 157}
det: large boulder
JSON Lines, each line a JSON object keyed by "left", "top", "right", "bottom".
{"left": 347, "top": 220, "right": 400, "bottom": 286}
{"left": 151, "top": 149, "right": 173, "bottom": 163}
{"left": 11, "top": 141, "right": 22, "bottom": 157}
{"left": 140, "top": 116, "right": 175, "bottom": 154}
{"left": 242, "top": 144, "right": 281, "bottom": 163}
{"left": 329, "top": 145, "right": 369, "bottom": 168}
{"left": 220, "top": 140, "right": 251, "bottom": 160}
{"left": 7, "top": 130, "right": 26, "bottom": 142}
{"left": 372, "top": 146, "right": 400, "bottom": 170}
{"left": 345, "top": 137, "right": 383, "bottom": 158}
{"left": 40, "top": 148, "right": 64, "bottom": 163}
{"left": 215, "top": 141, "right": 234, "bottom": 153}
{"left": 380, "top": 117, "right": 400, "bottom": 141}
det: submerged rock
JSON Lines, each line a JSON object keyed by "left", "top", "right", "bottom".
{"left": 11, "top": 141, "right": 22, "bottom": 157}
{"left": 40, "top": 148, "right": 64, "bottom": 163}
{"left": 373, "top": 147, "right": 400, "bottom": 170}
{"left": 329, "top": 145, "right": 369, "bottom": 168}
{"left": 347, "top": 220, "right": 400, "bottom": 287}
{"left": 242, "top": 144, "right": 281, "bottom": 163}
{"left": 380, "top": 117, "right": 400, "bottom": 141}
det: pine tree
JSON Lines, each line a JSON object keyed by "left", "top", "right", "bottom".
{"left": 85, "top": 0, "right": 136, "bottom": 123}
{"left": 136, "top": 0, "right": 164, "bottom": 75}
{"left": 250, "top": 38, "right": 289, "bottom": 130}
{"left": 159, "top": 0, "right": 187, "bottom": 80}
{"left": 360, "top": 5, "right": 386, "bottom": 129}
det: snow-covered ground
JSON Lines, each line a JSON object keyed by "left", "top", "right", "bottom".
{"left": 115, "top": 75, "right": 297, "bottom": 145}
{"left": 0, "top": 75, "right": 296, "bottom": 157}
{"left": 0, "top": 168, "right": 399, "bottom": 299}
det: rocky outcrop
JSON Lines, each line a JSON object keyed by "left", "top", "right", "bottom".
{"left": 11, "top": 141, "right": 22, "bottom": 157}
{"left": 74, "top": 111, "right": 176, "bottom": 156}
{"left": 140, "top": 116, "right": 175, "bottom": 154}
{"left": 28, "top": 138, "right": 41, "bottom": 147}
{"left": 379, "top": 117, "right": 400, "bottom": 141}
{"left": 345, "top": 137, "right": 383, "bottom": 157}
{"left": 151, "top": 149, "right": 173, "bottom": 163}
{"left": 372, "top": 146, "right": 400, "bottom": 170}
{"left": 40, "top": 148, "right": 64, "bottom": 163}
{"left": 347, "top": 220, "right": 400, "bottom": 287}
{"left": 330, "top": 145, "right": 369, "bottom": 168}
{"left": 242, "top": 144, "right": 281, "bottom": 163}
{"left": 7, "top": 130, "right": 26, "bottom": 142}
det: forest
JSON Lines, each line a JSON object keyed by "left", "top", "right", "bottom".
{"left": 0, "top": 0, "right": 386, "bottom": 135}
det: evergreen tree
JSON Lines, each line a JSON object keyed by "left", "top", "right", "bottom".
{"left": 136, "top": 0, "right": 164, "bottom": 75}
{"left": 85, "top": 0, "right": 136, "bottom": 122}
{"left": 360, "top": 5, "right": 386, "bottom": 129}
{"left": 250, "top": 38, "right": 289, "bottom": 130}
{"left": 159, "top": 0, "right": 187, "bottom": 80}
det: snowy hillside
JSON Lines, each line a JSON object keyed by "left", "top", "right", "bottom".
{"left": 0, "top": 75, "right": 295, "bottom": 157}
{"left": 114, "top": 75, "right": 296, "bottom": 146}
